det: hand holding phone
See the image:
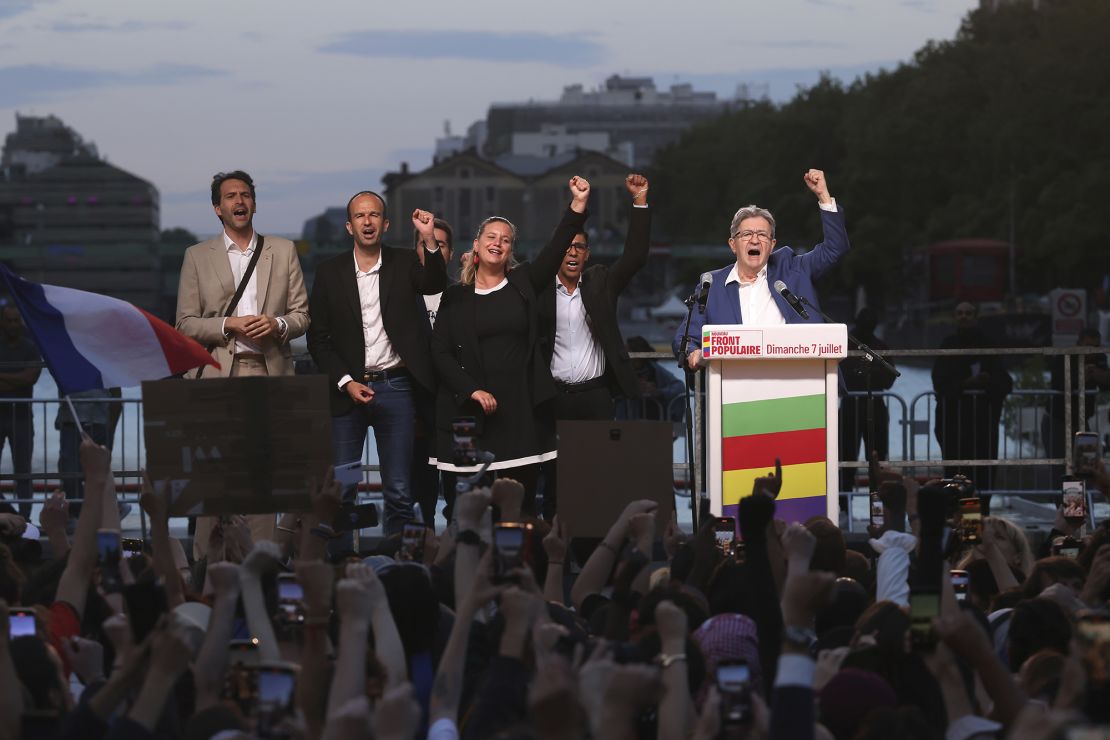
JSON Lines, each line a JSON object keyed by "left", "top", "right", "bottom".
{"left": 958, "top": 498, "right": 982, "bottom": 545}
{"left": 97, "top": 528, "right": 123, "bottom": 593}
{"left": 1062, "top": 479, "right": 1088, "bottom": 524}
{"left": 714, "top": 517, "right": 737, "bottom": 557}
{"left": 909, "top": 589, "right": 940, "bottom": 650}
{"left": 400, "top": 523, "right": 427, "bottom": 562}
{"left": 717, "top": 659, "right": 753, "bottom": 725}
{"left": 492, "top": 522, "right": 532, "bottom": 582}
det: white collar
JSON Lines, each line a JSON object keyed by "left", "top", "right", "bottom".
{"left": 223, "top": 229, "right": 257, "bottom": 254}
{"left": 353, "top": 248, "right": 382, "bottom": 276}
{"left": 475, "top": 277, "right": 508, "bottom": 295}
{"left": 555, "top": 274, "right": 583, "bottom": 296}
{"left": 725, "top": 264, "right": 767, "bottom": 286}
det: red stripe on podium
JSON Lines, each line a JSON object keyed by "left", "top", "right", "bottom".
{"left": 722, "top": 427, "right": 827, "bottom": 471}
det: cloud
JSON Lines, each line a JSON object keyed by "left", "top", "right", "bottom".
{"left": 0, "top": 63, "right": 224, "bottom": 107}
{"left": 319, "top": 30, "right": 605, "bottom": 67}
{"left": 46, "top": 19, "right": 190, "bottom": 33}
{"left": 751, "top": 39, "right": 850, "bottom": 49}
{"left": 0, "top": 1, "right": 34, "bottom": 20}
{"left": 805, "top": 0, "right": 857, "bottom": 9}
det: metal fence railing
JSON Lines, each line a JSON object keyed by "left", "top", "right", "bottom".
{"left": 2, "top": 346, "right": 1107, "bottom": 535}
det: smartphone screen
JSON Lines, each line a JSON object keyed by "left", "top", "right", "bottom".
{"left": 1062, "top": 479, "right": 1088, "bottom": 522}
{"left": 452, "top": 417, "right": 478, "bottom": 466}
{"left": 1077, "top": 613, "right": 1110, "bottom": 645}
{"left": 97, "top": 529, "right": 121, "bottom": 565}
{"left": 949, "top": 569, "right": 969, "bottom": 602}
{"left": 120, "top": 538, "right": 144, "bottom": 558}
{"left": 277, "top": 577, "right": 303, "bottom": 603}
{"left": 869, "top": 492, "right": 884, "bottom": 529}
{"left": 9, "top": 610, "right": 36, "bottom": 638}
{"left": 493, "top": 522, "right": 529, "bottom": 579}
{"left": 257, "top": 667, "right": 296, "bottom": 706}
{"left": 400, "top": 523, "right": 426, "bottom": 562}
{"left": 715, "top": 517, "right": 736, "bottom": 555}
{"left": 958, "top": 498, "right": 982, "bottom": 544}
{"left": 1074, "top": 432, "right": 1101, "bottom": 476}
{"left": 717, "top": 660, "right": 752, "bottom": 724}
{"left": 910, "top": 590, "right": 939, "bottom": 648}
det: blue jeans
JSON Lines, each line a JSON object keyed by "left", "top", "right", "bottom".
{"left": 331, "top": 373, "right": 417, "bottom": 539}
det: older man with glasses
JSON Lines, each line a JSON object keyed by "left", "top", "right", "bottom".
{"left": 674, "top": 169, "right": 850, "bottom": 371}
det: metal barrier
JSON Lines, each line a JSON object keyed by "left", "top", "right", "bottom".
{"left": 2, "top": 345, "right": 1106, "bottom": 535}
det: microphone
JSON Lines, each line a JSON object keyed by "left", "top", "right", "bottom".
{"left": 773, "top": 280, "right": 809, "bottom": 320}
{"left": 695, "top": 272, "right": 713, "bottom": 313}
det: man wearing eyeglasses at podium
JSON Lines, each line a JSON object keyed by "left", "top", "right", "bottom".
{"left": 673, "top": 169, "right": 850, "bottom": 369}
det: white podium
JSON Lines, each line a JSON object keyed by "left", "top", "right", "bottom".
{"left": 702, "top": 324, "right": 848, "bottom": 525}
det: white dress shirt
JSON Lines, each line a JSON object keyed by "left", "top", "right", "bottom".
{"left": 223, "top": 230, "right": 263, "bottom": 354}
{"left": 725, "top": 265, "right": 786, "bottom": 326}
{"left": 356, "top": 249, "right": 401, "bottom": 367}
{"left": 551, "top": 276, "right": 605, "bottom": 383}
{"left": 423, "top": 293, "right": 442, "bottom": 328}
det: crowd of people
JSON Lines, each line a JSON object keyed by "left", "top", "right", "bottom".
{"left": 1, "top": 439, "right": 1110, "bottom": 738}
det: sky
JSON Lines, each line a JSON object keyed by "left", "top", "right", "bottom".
{"left": 0, "top": 0, "right": 980, "bottom": 237}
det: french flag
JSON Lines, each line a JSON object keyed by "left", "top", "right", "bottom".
{"left": 0, "top": 264, "right": 217, "bottom": 394}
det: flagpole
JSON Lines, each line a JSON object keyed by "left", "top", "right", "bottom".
{"left": 63, "top": 395, "right": 93, "bottom": 443}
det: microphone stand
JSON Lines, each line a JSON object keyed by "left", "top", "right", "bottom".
{"left": 799, "top": 296, "right": 900, "bottom": 495}
{"left": 677, "top": 289, "right": 702, "bottom": 530}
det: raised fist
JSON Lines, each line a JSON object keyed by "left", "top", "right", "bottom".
{"left": 568, "top": 176, "right": 591, "bottom": 204}
{"left": 803, "top": 169, "right": 832, "bottom": 204}
{"left": 411, "top": 208, "right": 436, "bottom": 239}
{"left": 625, "top": 174, "right": 649, "bottom": 204}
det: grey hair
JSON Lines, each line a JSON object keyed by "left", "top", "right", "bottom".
{"left": 729, "top": 205, "right": 776, "bottom": 239}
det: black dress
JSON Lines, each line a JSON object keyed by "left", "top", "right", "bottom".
{"left": 429, "top": 206, "right": 589, "bottom": 475}
{"left": 432, "top": 279, "right": 556, "bottom": 472}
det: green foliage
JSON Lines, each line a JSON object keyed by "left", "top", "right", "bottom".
{"left": 653, "top": 0, "right": 1110, "bottom": 305}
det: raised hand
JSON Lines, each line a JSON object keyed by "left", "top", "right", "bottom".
{"left": 39, "top": 490, "right": 69, "bottom": 532}
{"left": 309, "top": 466, "right": 343, "bottom": 521}
{"left": 568, "top": 176, "right": 591, "bottom": 212}
{"left": 491, "top": 478, "right": 525, "bottom": 522}
{"left": 628, "top": 511, "right": 656, "bottom": 554}
{"left": 335, "top": 578, "right": 373, "bottom": 621}
{"left": 138, "top": 471, "right": 169, "bottom": 524}
{"left": 616, "top": 499, "right": 658, "bottom": 540}
{"left": 241, "top": 540, "right": 281, "bottom": 579}
{"left": 781, "top": 522, "right": 816, "bottom": 568}
{"left": 455, "top": 488, "right": 491, "bottom": 531}
{"left": 79, "top": 438, "right": 111, "bottom": 479}
{"left": 543, "top": 515, "right": 568, "bottom": 563}
{"left": 803, "top": 168, "right": 832, "bottom": 204}
{"left": 205, "top": 561, "right": 241, "bottom": 599}
{"left": 374, "top": 683, "right": 422, "bottom": 740}
{"left": 0, "top": 513, "right": 26, "bottom": 539}
{"left": 295, "top": 560, "right": 335, "bottom": 616}
{"left": 345, "top": 561, "right": 388, "bottom": 605}
{"left": 655, "top": 599, "right": 688, "bottom": 650}
{"left": 63, "top": 636, "right": 106, "bottom": 685}
{"left": 411, "top": 209, "right": 436, "bottom": 240}
{"left": 625, "top": 173, "right": 649, "bottom": 205}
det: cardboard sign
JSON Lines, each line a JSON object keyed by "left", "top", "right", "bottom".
{"left": 556, "top": 420, "right": 675, "bottom": 540}
{"left": 142, "top": 376, "right": 332, "bottom": 516}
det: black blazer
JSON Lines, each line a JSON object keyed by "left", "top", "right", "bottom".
{"left": 537, "top": 205, "right": 651, "bottom": 399}
{"left": 431, "top": 206, "right": 588, "bottom": 424}
{"left": 308, "top": 245, "right": 446, "bottom": 416}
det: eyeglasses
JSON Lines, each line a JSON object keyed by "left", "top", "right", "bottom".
{"left": 567, "top": 242, "right": 588, "bottom": 252}
{"left": 732, "top": 230, "right": 772, "bottom": 243}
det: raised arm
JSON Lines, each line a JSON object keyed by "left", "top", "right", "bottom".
{"left": 55, "top": 439, "right": 109, "bottom": 619}
{"left": 794, "top": 169, "right": 848, "bottom": 279}
{"left": 410, "top": 208, "right": 448, "bottom": 295}
{"left": 526, "top": 177, "right": 590, "bottom": 292}
{"left": 192, "top": 562, "right": 241, "bottom": 710}
{"left": 139, "top": 473, "right": 185, "bottom": 608}
{"left": 608, "top": 174, "right": 652, "bottom": 295}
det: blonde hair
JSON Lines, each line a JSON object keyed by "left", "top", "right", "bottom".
{"left": 460, "top": 217, "right": 519, "bottom": 286}
{"left": 956, "top": 515, "right": 1036, "bottom": 577}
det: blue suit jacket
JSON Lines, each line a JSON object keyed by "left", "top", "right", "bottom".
{"left": 673, "top": 205, "right": 849, "bottom": 357}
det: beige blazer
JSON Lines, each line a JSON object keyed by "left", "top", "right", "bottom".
{"left": 175, "top": 234, "right": 310, "bottom": 377}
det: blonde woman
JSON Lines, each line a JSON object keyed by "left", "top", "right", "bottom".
{"left": 430, "top": 177, "right": 590, "bottom": 507}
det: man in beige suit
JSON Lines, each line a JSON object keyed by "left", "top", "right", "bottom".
{"left": 176, "top": 170, "right": 310, "bottom": 557}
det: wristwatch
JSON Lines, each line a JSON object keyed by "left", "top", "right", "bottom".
{"left": 456, "top": 529, "right": 482, "bottom": 546}
{"left": 782, "top": 625, "right": 817, "bottom": 652}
